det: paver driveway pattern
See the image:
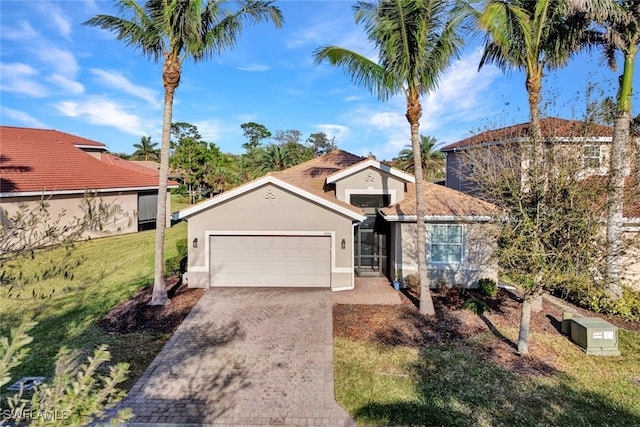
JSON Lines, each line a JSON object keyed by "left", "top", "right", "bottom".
{"left": 122, "top": 288, "right": 354, "bottom": 426}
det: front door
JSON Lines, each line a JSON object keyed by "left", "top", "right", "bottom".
{"left": 351, "top": 195, "right": 390, "bottom": 277}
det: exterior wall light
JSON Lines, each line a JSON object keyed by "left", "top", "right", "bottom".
{"left": 192, "top": 238, "right": 198, "bottom": 248}
{"left": 341, "top": 238, "right": 346, "bottom": 250}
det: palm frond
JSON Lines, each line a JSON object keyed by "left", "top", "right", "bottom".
{"left": 313, "top": 45, "right": 400, "bottom": 101}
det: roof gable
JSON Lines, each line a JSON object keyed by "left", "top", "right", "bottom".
{"left": 441, "top": 117, "right": 615, "bottom": 152}
{"left": 178, "top": 175, "right": 366, "bottom": 221}
{"left": 326, "top": 158, "right": 415, "bottom": 184}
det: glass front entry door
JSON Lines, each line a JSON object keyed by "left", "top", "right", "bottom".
{"left": 351, "top": 195, "right": 390, "bottom": 277}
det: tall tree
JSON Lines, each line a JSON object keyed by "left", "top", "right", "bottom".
{"left": 476, "top": 0, "right": 611, "bottom": 353}
{"left": 240, "top": 121, "right": 271, "bottom": 151}
{"left": 85, "top": 0, "right": 283, "bottom": 305}
{"left": 395, "top": 134, "right": 445, "bottom": 181}
{"left": 307, "top": 131, "right": 337, "bottom": 156}
{"left": 170, "top": 124, "right": 209, "bottom": 204}
{"left": 132, "top": 135, "right": 160, "bottom": 161}
{"left": 315, "top": 0, "right": 468, "bottom": 316}
{"left": 594, "top": 0, "right": 639, "bottom": 299}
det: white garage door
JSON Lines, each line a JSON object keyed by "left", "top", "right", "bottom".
{"left": 209, "top": 235, "right": 331, "bottom": 287}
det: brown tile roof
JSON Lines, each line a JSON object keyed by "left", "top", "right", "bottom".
{"left": 1, "top": 126, "right": 170, "bottom": 194}
{"left": 269, "top": 150, "right": 366, "bottom": 215}
{"left": 269, "top": 149, "right": 498, "bottom": 219}
{"left": 441, "top": 117, "right": 614, "bottom": 151}
{"left": 269, "top": 149, "right": 365, "bottom": 192}
{"left": 380, "top": 182, "right": 498, "bottom": 218}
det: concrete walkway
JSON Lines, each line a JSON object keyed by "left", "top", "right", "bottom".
{"left": 332, "top": 277, "right": 404, "bottom": 305}
{"left": 120, "top": 288, "right": 354, "bottom": 426}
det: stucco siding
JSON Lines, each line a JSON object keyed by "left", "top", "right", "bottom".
{"left": 0, "top": 192, "right": 138, "bottom": 238}
{"left": 183, "top": 182, "right": 356, "bottom": 289}
{"left": 396, "top": 221, "right": 498, "bottom": 288}
{"left": 334, "top": 167, "right": 407, "bottom": 205}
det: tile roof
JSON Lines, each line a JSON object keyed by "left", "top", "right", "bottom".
{"left": 269, "top": 150, "right": 366, "bottom": 215}
{"left": 380, "top": 182, "right": 498, "bottom": 218}
{"left": 269, "top": 149, "right": 498, "bottom": 219}
{"left": 1, "top": 126, "right": 171, "bottom": 194}
{"left": 441, "top": 117, "right": 614, "bottom": 151}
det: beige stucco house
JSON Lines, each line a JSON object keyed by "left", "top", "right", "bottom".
{"left": 178, "top": 150, "right": 498, "bottom": 290}
{"left": 0, "top": 126, "right": 177, "bottom": 239}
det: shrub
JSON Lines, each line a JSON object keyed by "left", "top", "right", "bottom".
{"left": 175, "top": 238, "right": 188, "bottom": 258}
{"left": 478, "top": 278, "right": 498, "bottom": 297}
{"left": 463, "top": 298, "right": 489, "bottom": 316}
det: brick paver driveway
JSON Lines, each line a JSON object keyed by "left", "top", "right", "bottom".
{"left": 122, "top": 288, "right": 354, "bottom": 426}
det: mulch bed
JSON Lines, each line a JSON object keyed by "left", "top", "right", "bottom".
{"left": 97, "top": 280, "right": 638, "bottom": 377}
{"left": 98, "top": 277, "right": 205, "bottom": 334}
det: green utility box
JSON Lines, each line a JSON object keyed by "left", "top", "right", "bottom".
{"left": 570, "top": 317, "right": 620, "bottom": 356}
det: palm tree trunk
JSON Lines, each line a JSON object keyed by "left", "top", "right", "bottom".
{"left": 605, "top": 50, "right": 635, "bottom": 300}
{"left": 150, "top": 56, "right": 180, "bottom": 306}
{"left": 407, "top": 94, "right": 435, "bottom": 316}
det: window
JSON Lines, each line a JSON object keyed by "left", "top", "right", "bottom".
{"left": 430, "top": 224, "right": 463, "bottom": 263}
{"left": 582, "top": 145, "right": 601, "bottom": 168}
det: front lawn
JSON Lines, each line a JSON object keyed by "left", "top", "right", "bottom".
{"left": 0, "top": 222, "right": 188, "bottom": 391}
{"left": 334, "top": 297, "right": 640, "bottom": 426}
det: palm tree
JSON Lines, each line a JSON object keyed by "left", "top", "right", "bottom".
{"left": 132, "top": 135, "right": 160, "bottom": 161}
{"left": 395, "top": 135, "right": 445, "bottom": 181}
{"left": 595, "top": 0, "right": 640, "bottom": 299}
{"left": 476, "top": 0, "right": 612, "bottom": 354}
{"left": 477, "top": 0, "right": 608, "bottom": 147}
{"left": 85, "top": 0, "right": 283, "bottom": 305}
{"left": 314, "top": 0, "right": 467, "bottom": 316}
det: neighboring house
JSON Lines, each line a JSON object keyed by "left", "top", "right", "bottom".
{"left": 441, "top": 117, "right": 640, "bottom": 290}
{"left": 0, "top": 126, "right": 178, "bottom": 237}
{"left": 441, "top": 117, "right": 630, "bottom": 195}
{"left": 177, "top": 150, "right": 498, "bottom": 290}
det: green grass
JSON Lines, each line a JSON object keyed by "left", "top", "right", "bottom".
{"left": 171, "top": 193, "right": 194, "bottom": 213}
{"left": 335, "top": 328, "right": 640, "bottom": 426}
{"left": 1, "top": 222, "right": 187, "bottom": 390}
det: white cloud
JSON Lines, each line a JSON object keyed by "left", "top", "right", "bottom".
{"left": 0, "top": 106, "right": 46, "bottom": 128}
{"left": 0, "top": 63, "right": 48, "bottom": 97}
{"left": 0, "top": 21, "right": 39, "bottom": 41}
{"left": 47, "top": 74, "right": 84, "bottom": 95}
{"left": 89, "top": 69, "right": 160, "bottom": 107}
{"left": 313, "top": 124, "right": 350, "bottom": 142}
{"left": 237, "top": 64, "right": 271, "bottom": 72}
{"left": 193, "top": 120, "right": 222, "bottom": 142}
{"left": 50, "top": 4, "right": 72, "bottom": 39}
{"left": 54, "top": 97, "right": 147, "bottom": 136}
{"left": 34, "top": 46, "right": 79, "bottom": 76}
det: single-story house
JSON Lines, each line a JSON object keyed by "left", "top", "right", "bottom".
{"left": 0, "top": 126, "right": 177, "bottom": 238}
{"left": 177, "top": 150, "right": 498, "bottom": 290}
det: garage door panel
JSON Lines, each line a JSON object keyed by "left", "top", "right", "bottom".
{"left": 210, "top": 235, "right": 331, "bottom": 287}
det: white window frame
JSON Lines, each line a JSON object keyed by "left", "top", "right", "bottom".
{"left": 429, "top": 224, "right": 464, "bottom": 264}
{"left": 582, "top": 145, "right": 601, "bottom": 168}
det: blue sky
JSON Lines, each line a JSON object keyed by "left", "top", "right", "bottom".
{"left": 1, "top": 1, "right": 637, "bottom": 160}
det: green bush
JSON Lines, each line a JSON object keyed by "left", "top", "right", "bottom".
{"left": 478, "top": 278, "right": 498, "bottom": 297}
{"left": 165, "top": 256, "right": 183, "bottom": 277}
{"left": 553, "top": 274, "right": 640, "bottom": 322}
{"left": 463, "top": 298, "right": 489, "bottom": 316}
{"left": 175, "top": 238, "right": 188, "bottom": 257}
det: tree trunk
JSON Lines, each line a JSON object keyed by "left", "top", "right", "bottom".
{"left": 406, "top": 93, "right": 435, "bottom": 316}
{"left": 605, "top": 49, "right": 635, "bottom": 300}
{"left": 605, "top": 115, "right": 631, "bottom": 300}
{"left": 517, "top": 293, "right": 534, "bottom": 355}
{"left": 150, "top": 55, "right": 181, "bottom": 306}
